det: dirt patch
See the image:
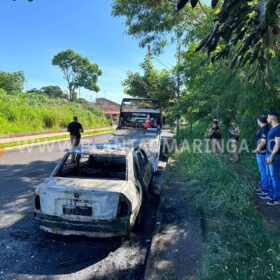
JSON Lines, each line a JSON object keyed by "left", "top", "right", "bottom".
{"left": 145, "top": 163, "right": 203, "bottom": 280}
{"left": 256, "top": 198, "right": 280, "bottom": 238}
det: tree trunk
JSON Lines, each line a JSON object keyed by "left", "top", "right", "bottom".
{"left": 176, "top": 33, "right": 182, "bottom": 133}
{"left": 189, "top": 113, "right": 193, "bottom": 138}
{"left": 68, "top": 84, "right": 77, "bottom": 102}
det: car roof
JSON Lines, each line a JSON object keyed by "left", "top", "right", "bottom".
{"left": 69, "top": 143, "right": 138, "bottom": 155}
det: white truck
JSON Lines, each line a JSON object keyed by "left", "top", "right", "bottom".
{"left": 111, "top": 98, "right": 163, "bottom": 173}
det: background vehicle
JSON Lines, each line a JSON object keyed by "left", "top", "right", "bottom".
{"left": 112, "top": 98, "right": 163, "bottom": 172}
{"left": 34, "top": 144, "right": 154, "bottom": 238}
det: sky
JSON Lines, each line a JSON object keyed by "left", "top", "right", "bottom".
{"left": 0, "top": 0, "right": 176, "bottom": 104}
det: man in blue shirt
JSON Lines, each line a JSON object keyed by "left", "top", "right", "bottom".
{"left": 255, "top": 115, "right": 270, "bottom": 195}
{"left": 260, "top": 112, "right": 280, "bottom": 206}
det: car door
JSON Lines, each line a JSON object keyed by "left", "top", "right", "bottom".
{"left": 138, "top": 149, "right": 153, "bottom": 192}
{"left": 133, "top": 152, "right": 144, "bottom": 203}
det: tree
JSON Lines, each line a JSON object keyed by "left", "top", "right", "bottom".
{"left": 176, "top": 0, "right": 280, "bottom": 81}
{"left": 41, "top": 85, "right": 67, "bottom": 99}
{"left": 52, "top": 49, "right": 102, "bottom": 102}
{"left": 0, "top": 71, "right": 25, "bottom": 93}
{"left": 122, "top": 55, "right": 177, "bottom": 110}
{"left": 112, "top": 0, "right": 279, "bottom": 82}
{"left": 112, "top": 0, "right": 209, "bottom": 55}
{"left": 26, "top": 88, "right": 43, "bottom": 95}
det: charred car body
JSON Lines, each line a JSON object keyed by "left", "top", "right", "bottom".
{"left": 34, "top": 144, "right": 154, "bottom": 237}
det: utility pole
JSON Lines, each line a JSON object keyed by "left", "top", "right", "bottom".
{"left": 175, "top": 31, "right": 182, "bottom": 133}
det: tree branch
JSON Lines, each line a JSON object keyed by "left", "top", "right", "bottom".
{"left": 198, "top": 0, "right": 211, "bottom": 20}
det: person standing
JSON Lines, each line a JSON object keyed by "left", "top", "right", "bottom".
{"left": 261, "top": 112, "right": 280, "bottom": 206}
{"left": 229, "top": 121, "right": 240, "bottom": 163}
{"left": 254, "top": 115, "right": 270, "bottom": 196}
{"left": 67, "top": 116, "right": 84, "bottom": 161}
{"left": 144, "top": 114, "right": 151, "bottom": 129}
{"left": 208, "top": 120, "right": 222, "bottom": 153}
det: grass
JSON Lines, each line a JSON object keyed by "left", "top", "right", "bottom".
{"left": 2, "top": 128, "right": 114, "bottom": 148}
{"left": 0, "top": 90, "right": 109, "bottom": 134}
{"left": 176, "top": 149, "right": 280, "bottom": 280}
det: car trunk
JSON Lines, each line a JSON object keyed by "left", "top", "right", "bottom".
{"left": 38, "top": 178, "right": 127, "bottom": 222}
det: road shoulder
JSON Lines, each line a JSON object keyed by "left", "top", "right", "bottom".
{"left": 1, "top": 128, "right": 114, "bottom": 151}
{"left": 145, "top": 160, "right": 203, "bottom": 280}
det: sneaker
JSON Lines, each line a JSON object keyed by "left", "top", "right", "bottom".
{"left": 260, "top": 195, "right": 274, "bottom": 201}
{"left": 258, "top": 191, "right": 269, "bottom": 196}
{"left": 267, "top": 200, "right": 280, "bottom": 206}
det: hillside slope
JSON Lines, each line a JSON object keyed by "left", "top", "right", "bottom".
{"left": 0, "top": 90, "right": 108, "bottom": 134}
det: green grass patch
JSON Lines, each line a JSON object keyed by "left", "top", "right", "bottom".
{"left": 0, "top": 90, "right": 109, "bottom": 134}
{"left": 2, "top": 128, "right": 114, "bottom": 148}
{"left": 176, "top": 150, "right": 280, "bottom": 280}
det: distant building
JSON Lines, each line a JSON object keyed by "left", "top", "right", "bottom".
{"left": 95, "top": 98, "right": 120, "bottom": 121}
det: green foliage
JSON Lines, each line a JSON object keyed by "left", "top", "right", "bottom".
{"left": 52, "top": 49, "right": 102, "bottom": 101}
{"left": 112, "top": 0, "right": 280, "bottom": 147}
{"left": 0, "top": 71, "right": 25, "bottom": 93}
{"left": 123, "top": 55, "right": 176, "bottom": 110}
{"left": 27, "top": 86, "right": 68, "bottom": 100}
{"left": 113, "top": 0, "right": 280, "bottom": 81}
{"left": 180, "top": 44, "right": 280, "bottom": 148}
{"left": 176, "top": 120, "right": 208, "bottom": 143}
{"left": 0, "top": 89, "right": 108, "bottom": 134}
{"left": 41, "top": 85, "right": 67, "bottom": 99}
{"left": 176, "top": 150, "right": 280, "bottom": 280}
{"left": 112, "top": 0, "right": 212, "bottom": 54}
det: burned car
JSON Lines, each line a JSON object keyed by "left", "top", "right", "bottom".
{"left": 34, "top": 144, "right": 154, "bottom": 237}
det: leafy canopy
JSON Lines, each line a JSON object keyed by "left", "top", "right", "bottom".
{"left": 112, "top": 0, "right": 279, "bottom": 82}
{"left": 0, "top": 71, "right": 25, "bottom": 93}
{"left": 177, "top": 0, "right": 280, "bottom": 79}
{"left": 122, "top": 55, "right": 177, "bottom": 110}
{"left": 52, "top": 49, "right": 102, "bottom": 102}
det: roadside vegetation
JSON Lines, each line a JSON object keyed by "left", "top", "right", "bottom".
{"left": 174, "top": 136, "right": 280, "bottom": 279}
{"left": 0, "top": 49, "right": 106, "bottom": 135}
{"left": 112, "top": 1, "right": 280, "bottom": 145}
{"left": 0, "top": 89, "right": 108, "bottom": 135}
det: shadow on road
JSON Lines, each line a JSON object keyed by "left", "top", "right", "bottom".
{"left": 0, "top": 158, "right": 160, "bottom": 279}
{"left": 0, "top": 160, "right": 123, "bottom": 277}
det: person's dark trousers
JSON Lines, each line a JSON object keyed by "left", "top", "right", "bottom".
{"left": 256, "top": 153, "right": 269, "bottom": 191}
{"left": 70, "top": 135, "right": 80, "bottom": 147}
{"left": 266, "top": 153, "right": 280, "bottom": 200}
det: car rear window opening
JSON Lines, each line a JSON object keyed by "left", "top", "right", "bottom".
{"left": 57, "top": 154, "right": 127, "bottom": 180}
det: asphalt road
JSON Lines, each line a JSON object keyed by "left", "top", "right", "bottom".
{"left": 0, "top": 134, "right": 160, "bottom": 280}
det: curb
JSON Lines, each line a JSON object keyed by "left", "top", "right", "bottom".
{"left": 2, "top": 131, "right": 114, "bottom": 152}
{"left": 0, "top": 127, "right": 114, "bottom": 143}
{"left": 144, "top": 161, "right": 167, "bottom": 280}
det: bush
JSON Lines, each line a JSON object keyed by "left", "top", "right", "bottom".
{"left": 0, "top": 90, "right": 108, "bottom": 134}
